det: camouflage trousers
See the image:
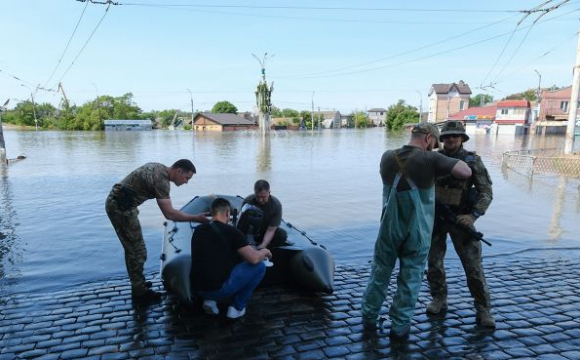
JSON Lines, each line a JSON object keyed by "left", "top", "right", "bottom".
{"left": 427, "top": 221, "right": 491, "bottom": 312}
{"left": 105, "top": 194, "right": 149, "bottom": 296}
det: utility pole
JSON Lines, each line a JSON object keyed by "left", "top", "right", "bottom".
{"left": 187, "top": 88, "right": 194, "bottom": 132}
{"left": 311, "top": 91, "right": 315, "bottom": 132}
{"left": 0, "top": 99, "right": 8, "bottom": 164}
{"left": 21, "top": 84, "right": 38, "bottom": 131}
{"left": 415, "top": 90, "right": 423, "bottom": 122}
{"left": 534, "top": 70, "right": 542, "bottom": 124}
{"left": 565, "top": 20, "right": 580, "bottom": 154}
{"left": 318, "top": 106, "right": 322, "bottom": 130}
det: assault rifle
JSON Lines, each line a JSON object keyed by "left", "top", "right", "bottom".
{"left": 435, "top": 202, "right": 492, "bottom": 247}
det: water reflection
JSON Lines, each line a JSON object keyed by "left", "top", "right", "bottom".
{"left": 257, "top": 135, "right": 271, "bottom": 172}
{"left": 0, "top": 165, "right": 22, "bottom": 299}
{"left": 548, "top": 176, "right": 567, "bottom": 241}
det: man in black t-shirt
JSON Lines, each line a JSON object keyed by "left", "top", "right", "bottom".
{"left": 242, "top": 179, "right": 288, "bottom": 249}
{"left": 191, "top": 198, "right": 272, "bottom": 319}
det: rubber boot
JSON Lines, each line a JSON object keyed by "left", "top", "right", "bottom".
{"left": 476, "top": 309, "right": 496, "bottom": 329}
{"left": 426, "top": 297, "right": 448, "bottom": 314}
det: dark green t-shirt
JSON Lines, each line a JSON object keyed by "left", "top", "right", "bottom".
{"left": 380, "top": 145, "right": 459, "bottom": 191}
{"left": 242, "top": 194, "right": 282, "bottom": 236}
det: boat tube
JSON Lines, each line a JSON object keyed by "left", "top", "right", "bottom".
{"left": 161, "top": 194, "right": 335, "bottom": 304}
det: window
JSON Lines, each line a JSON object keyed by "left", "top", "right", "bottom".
{"left": 460, "top": 100, "right": 466, "bottom": 111}
{"left": 380, "top": 112, "right": 384, "bottom": 115}
{"left": 561, "top": 101, "right": 569, "bottom": 113}
{"left": 501, "top": 109, "right": 508, "bottom": 115}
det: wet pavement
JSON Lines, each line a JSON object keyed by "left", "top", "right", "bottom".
{"left": 1, "top": 251, "right": 580, "bottom": 360}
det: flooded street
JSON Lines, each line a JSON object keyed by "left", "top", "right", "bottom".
{"left": 0, "top": 128, "right": 579, "bottom": 296}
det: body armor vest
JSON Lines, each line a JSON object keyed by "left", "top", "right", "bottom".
{"left": 435, "top": 147, "right": 475, "bottom": 210}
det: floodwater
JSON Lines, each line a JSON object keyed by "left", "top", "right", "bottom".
{"left": 1, "top": 128, "right": 579, "bottom": 296}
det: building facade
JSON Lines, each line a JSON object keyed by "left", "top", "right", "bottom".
{"left": 193, "top": 113, "right": 257, "bottom": 131}
{"left": 104, "top": 119, "right": 152, "bottom": 131}
{"left": 367, "top": 108, "right": 387, "bottom": 126}
{"left": 427, "top": 81, "right": 472, "bottom": 122}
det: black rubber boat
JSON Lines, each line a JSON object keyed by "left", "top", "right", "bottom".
{"left": 161, "top": 194, "right": 335, "bottom": 304}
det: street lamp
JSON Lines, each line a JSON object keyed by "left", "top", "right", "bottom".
{"left": 415, "top": 90, "right": 423, "bottom": 122}
{"left": 534, "top": 70, "right": 542, "bottom": 123}
{"left": 21, "top": 84, "right": 38, "bottom": 131}
{"left": 186, "top": 88, "right": 194, "bottom": 132}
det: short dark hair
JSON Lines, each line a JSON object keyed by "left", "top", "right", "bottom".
{"left": 171, "top": 159, "right": 196, "bottom": 174}
{"left": 254, "top": 179, "right": 270, "bottom": 192}
{"left": 210, "top": 198, "right": 231, "bottom": 216}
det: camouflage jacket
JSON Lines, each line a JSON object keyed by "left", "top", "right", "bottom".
{"left": 435, "top": 146, "right": 493, "bottom": 215}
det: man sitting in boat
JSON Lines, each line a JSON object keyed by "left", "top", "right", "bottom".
{"left": 191, "top": 198, "right": 272, "bottom": 319}
{"left": 241, "top": 179, "right": 288, "bottom": 249}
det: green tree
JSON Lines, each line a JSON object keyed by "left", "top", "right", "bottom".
{"left": 270, "top": 106, "right": 283, "bottom": 117}
{"left": 299, "top": 110, "right": 324, "bottom": 129}
{"left": 504, "top": 89, "right": 537, "bottom": 102}
{"left": 353, "top": 111, "right": 371, "bottom": 128}
{"left": 469, "top": 94, "right": 494, "bottom": 107}
{"left": 211, "top": 101, "right": 238, "bottom": 114}
{"left": 385, "top": 100, "right": 419, "bottom": 131}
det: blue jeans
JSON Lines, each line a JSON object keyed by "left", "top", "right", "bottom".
{"left": 198, "top": 261, "right": 266, "bottom": 310}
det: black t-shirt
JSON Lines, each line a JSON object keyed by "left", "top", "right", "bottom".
{"left": 191, "top": 221, "right": 249, "bottom": 292}
{"left": 242, "top": 194, "right": 282, "bottom": 236}
{"left": 380, "top": 145, "right": 459, "bottom": 191}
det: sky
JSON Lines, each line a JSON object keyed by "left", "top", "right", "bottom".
{"left": 0, "top": 0, "right": 579, "bottom": 114}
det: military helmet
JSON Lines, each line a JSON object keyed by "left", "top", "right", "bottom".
{"left": 439, "top": 120, "right": 469, "bottom": 142}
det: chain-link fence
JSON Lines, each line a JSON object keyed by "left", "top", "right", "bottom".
{"left": 502, "top": 149, "right": 580, "bottom": 177}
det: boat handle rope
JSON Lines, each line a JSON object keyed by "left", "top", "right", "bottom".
{"left": 166, "top": 223, "right": 182, "bottom": 253}
{"left": 282, "top": 219, "right": 326, "bottom": 250}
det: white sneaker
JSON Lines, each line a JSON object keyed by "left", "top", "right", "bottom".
{"left": 226, "top": 305, "right": 246, "bottom": 319}
{"left": 202, "top": 300, "right": 219, "bottom": 315}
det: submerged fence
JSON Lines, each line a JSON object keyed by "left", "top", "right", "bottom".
{"left": 502, "top": 149, "right": 580, "bottom": 177}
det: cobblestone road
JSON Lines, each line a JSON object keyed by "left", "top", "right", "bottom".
{"left": 1, "top": 253, "right": 580, "bottom": 359}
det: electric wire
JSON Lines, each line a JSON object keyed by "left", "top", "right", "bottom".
{"left": 52, "top": 3, "right": 111, "bottom": 89}
{"left": 42, "top": 0, "right": 90, "bottom": 89}
{"left": 120, "top": 3, "right": 522, "bottom": 13}
{"left": 273, "top": 6, "right": 578, "bottom": 80}
{"left": 274, "top": 14, "right": 520, "bottom": 79}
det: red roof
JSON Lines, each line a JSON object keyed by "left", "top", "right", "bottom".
{"left": 448, "top": 105, "right": 497, "bottom": 120}
{"left": 497, "top": 100, "right": 529, "bottom": 108}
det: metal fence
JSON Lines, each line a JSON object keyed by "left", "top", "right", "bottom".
{"left": 502, "top": 149, "right": 580, "bottom": 177}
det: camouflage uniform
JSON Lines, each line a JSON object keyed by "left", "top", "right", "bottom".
{"left": 427, "top": 122, "right": 494, "bottom": 318}
{"left": 105, "top": 163, "right": 170, "bottom": 296}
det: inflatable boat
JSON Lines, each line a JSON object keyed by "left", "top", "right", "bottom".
{"left": 161, "top": 194, "right": 335, "bottom": 304}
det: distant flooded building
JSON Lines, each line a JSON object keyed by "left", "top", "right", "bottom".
{"left": 104, "top": 119, "right": 152, "bottom": 131}
{"left": 535, "top": 86, "right": 577, "bottom": 134}
{"left": 193, "top": 113, "right": 257, "bottom": 131}
{"left": 428, "top": 80, "right": 472, "bottom": 122}
{"left": 367, "top": 108, "right": 386, "bottom": 126}
{"left": 494, "top": 100, "right": 531, "bottom": 135}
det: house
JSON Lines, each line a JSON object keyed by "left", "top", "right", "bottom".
{"left": 104, "top": 119, "right": 152, "bottom": 131}
{"left": 428, "top": 80, "right": 472, "bottom": 122}
{"left": 535, "top": 86, "right": 578, "bottom": 134}
{"left": 340, "top": 114, "right": 355, "bottom": 128}
{"left": 448, "top": 104, "right": 497, "bottom": 134}
{"left": 493, "top": 100, "right": 531, "bottom": 135}
{"left": 318, "top": 110, "right": 342, "bottom": 129}
{"left": 367, "top": 108, "right": 387, "bottom": 126}
{"left": 193, "top": 113, "right": 257, "bottom": 131}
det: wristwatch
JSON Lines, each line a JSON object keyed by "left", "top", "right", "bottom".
{"left": 471, "top": 210, "right": 482, "bottom": 219}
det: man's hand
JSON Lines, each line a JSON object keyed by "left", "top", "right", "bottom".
{"left": 456, "top": 214, "right": 476, "bottom": 228}
{"left": 195, "top": 213, "right": 210, "bottom": 224}
{"left": 260, "top": 248, "right": 272, "bottom": 260}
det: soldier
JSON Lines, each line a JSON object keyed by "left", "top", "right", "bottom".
{"left": 426, "top": 120, "right": 495, "bottom": 328}
{"left": 106, "top": 159, "right": 209, "bottom": 304}
{"left": 361, "top": 123, "right": 472, "bottom": 341}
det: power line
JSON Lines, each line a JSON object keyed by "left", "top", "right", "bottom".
{"left": 274, "top": 14, "right": 520, "bottom": 79}
{"left": 42, "top": 0, "right": 90, "bottom": 88}
{"left": 53, "top": 3, "right": 112, "bottom": 88}
{"left": 274, "top": 5, "right": 579, "bottom": 80}
{"left": 120, "top": 3, "right": 522, "bottom": 13}
{"left": 480, "top": 0, "right": 573, "bottom": 87}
